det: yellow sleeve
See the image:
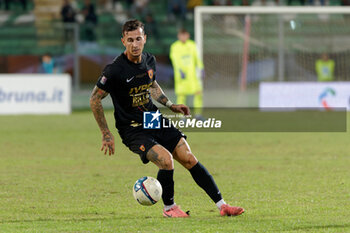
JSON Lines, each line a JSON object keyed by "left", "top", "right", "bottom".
{"left": 191, "top": 41, "right": 204, "bottom": 70}
{"left": 170, "top": 42, "right": 180, "bottom": 72}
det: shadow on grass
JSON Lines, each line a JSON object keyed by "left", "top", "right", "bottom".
{"left": 290, "top": 223, "right": 350, "bottom": 231}
{"left": 0, "top": 214, "right": 244, "bottom": 225}
{"left": 0, "top": 215, "right": 157, "bottom": 224}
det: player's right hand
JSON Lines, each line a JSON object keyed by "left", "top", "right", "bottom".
{"left": 170, "top": 104, "right": 191, "bottom": 116}
{"left": 101, "top": 131, "right": 115, "bottom": 156}
{"left": 179, "top": 70, "right": 185, "bottom": 79}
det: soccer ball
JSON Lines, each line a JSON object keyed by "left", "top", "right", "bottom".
{"left": 133, "top": 176, "right": 162, "bottom": 206}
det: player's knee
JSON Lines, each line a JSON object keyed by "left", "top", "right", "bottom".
{"left": 160, "top": 153, "right": 174, "bottom": 170}
{"left": 147, "top": 146, "right": 174, "bottom": 170}
{"left": 182, "top": 152, "right": 198, "bottom": 169}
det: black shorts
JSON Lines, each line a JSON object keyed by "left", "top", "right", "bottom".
{"left": 118, "top": 124, "right": 186, "bottom": 164}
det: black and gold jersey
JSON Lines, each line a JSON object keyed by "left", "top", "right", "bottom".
{"left": 96, "top": 52, "right": 158, "bottom": 129}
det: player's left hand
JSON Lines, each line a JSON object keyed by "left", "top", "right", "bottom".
{"left": 170, "top": 104, "right": 191, "bottom": 116}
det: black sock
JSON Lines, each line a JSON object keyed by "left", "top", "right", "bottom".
{"left": 157, "top": 169, "right": 174, "bottom": 206}
{"left": 189, "top": 161, "right": 222, "bottom": 203}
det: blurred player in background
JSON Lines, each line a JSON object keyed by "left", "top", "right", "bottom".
{"left": 60, "top": 0, "right": 76, "bottom": 41}
{"left": 90, "top": 19, "right": 244, "bottom": 218}
{"left": 315, "top": 53, "right": 335, "bottom": 82}
{"left": 40, "top": 53, "right": 57, "bottom": 74}
{"left": 170, "top": 28, "right": 204, "bottom": 118}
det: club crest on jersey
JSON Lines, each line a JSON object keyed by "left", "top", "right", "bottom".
{"left": 139, "top": 145, "right": 145, "bottom": 151}
{"left": 147, "top": 69, "right": 154, "bottom": 80}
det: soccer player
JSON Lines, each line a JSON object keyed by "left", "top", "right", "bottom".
{"left": 315, "top": 53, "right": 335, "bottom": 82}
{"left": 41, "top": 53, "right": 57, "bottom": 74}
{"left": 170, "top": 28, "right": 204, "bottom": 118}
{"left": 90, "top": 19, "right": 244, "bottom": 218}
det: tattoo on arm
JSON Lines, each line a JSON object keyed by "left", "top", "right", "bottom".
{"left": 90, "top": 86, "right": 111, "bottom": 138}
{"left": 150, "top": 81, "right": 169, "bottom": 106}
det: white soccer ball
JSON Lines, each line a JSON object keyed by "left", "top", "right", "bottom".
{"left": 133, "top": 176, "right": 163, "bottom": 206}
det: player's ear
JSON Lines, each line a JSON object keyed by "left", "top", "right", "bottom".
{"left": 121, "top": 36, "right": 125, "bottom": 46}
{"left": 144, "top": 34, "right": 147, "bottom": 44}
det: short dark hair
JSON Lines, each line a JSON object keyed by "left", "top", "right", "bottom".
{"left": 178, "top": 28, "right": 189, "bottom": 34}
{"left": 122, "top": 19, "right": 144, "bottom": 36}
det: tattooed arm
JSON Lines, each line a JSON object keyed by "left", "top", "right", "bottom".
{"left": 150, "top": 80, "right": 190, "bottom": 116}
{"left": 90, "top": 85, "right": 115, "bottom": 155}
{"left": 149, "top": 80, "right": 170, "bottom": 106}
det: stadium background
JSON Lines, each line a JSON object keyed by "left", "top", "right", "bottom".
{"left": 2, "top": 0, "right": 350, "bottom": 109}
{"left": 1, "top": 0, "right": 205, "bottom": 110}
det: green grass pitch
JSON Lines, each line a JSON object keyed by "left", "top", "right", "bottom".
{"left": 0, "top": 111, "right": 349, "bottom": 232}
